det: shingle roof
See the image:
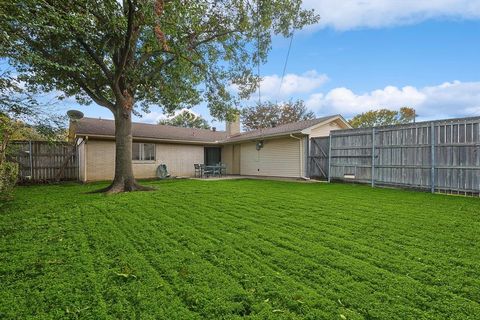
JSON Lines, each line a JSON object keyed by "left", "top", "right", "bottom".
{"left": 74, "top": 115, "right": 342, "bottom": 144}
{"left": 75, "top": 117, "right": 228, "bottom": 143}
{"left": 223, "top": 115, "right": 340, "bottom": 142}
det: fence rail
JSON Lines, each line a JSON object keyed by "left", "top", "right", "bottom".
{"left": 327, "top": 117, "right": 480, "bottom": 195}
{"left": 11, "top": 141, "right": 78, "bottom": 183}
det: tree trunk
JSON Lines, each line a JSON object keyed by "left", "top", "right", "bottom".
{"left": 94, "top": 106, "right": 154, "bottom": 193}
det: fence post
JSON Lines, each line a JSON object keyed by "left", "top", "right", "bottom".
{"left": 328, "top": 134, "right": 332, "bottom": 183}
{"left": 371, "top": 128, "right": 376, "bottom": 187}
{"left": 28, "top": 140, "right": 33, "bottom": 180}
{"left": 430, "top": 122, "right": 435, "bottom": 193}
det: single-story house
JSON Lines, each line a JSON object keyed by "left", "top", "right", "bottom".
{"left": 71, "top": 115, "right": 351, "bottom": 182}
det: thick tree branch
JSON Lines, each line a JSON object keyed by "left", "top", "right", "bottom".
{"left": 112, "top": 0, "right": 141, "bottom": 107}
{"left": 76, "top": 37, "right": 113, "bottom": 80}
{"left": 135, "top": 28, "right": 233, "bottom": 67}
{"left": 118, "top": 0, "right": 136, "bottom": 73}
{"left": 139, "top": 29, "right": 239, "bottom": 79}
{"left": 72, "top": 75, "right": 115, "bottom": 111}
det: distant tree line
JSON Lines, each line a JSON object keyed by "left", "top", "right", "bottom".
{"left": 241, "top": 100, "right": 314, "bottom": 131}
{"left": 348, "top": 107, "right": 416, "bottom": 128}
{"left": 158, "top": 109, "right": 211, "bottom": 130}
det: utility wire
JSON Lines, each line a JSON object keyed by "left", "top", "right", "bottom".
{"left": 278, "top": 31, "right": 294, "bottom": 99}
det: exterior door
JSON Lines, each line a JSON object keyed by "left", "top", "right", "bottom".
{"left": 204, "top": 147, "right": 221, "bottom": 165}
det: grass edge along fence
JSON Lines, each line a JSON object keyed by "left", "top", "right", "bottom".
{"left": 327, "top": 116, "right": 480, "bottom": 196}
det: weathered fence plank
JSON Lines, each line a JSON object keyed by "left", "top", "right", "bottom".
{"left": 11, "top": 141, "right": 78, "bottom": 183}
{"left": 308, "top": 136, "right": 330, "bottom": 180}
{"left": 324, "top": 117, "right": 480, "bottom": 195}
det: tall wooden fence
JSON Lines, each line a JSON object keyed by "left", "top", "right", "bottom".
{"left": 325, "top": 117, "right": 480, "bottom": 195}
{"left": 308, "top": 137, "right": 330, "bottom": 180}
{"left": 11, "top": 141, "right": 78, "bottom": 183}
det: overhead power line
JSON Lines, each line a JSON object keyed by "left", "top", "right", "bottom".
{"left": 278, "top": 32, "right": 294, "bottom": 98}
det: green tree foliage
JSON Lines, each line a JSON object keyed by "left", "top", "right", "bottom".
{"left": 398, "top": 107, "right": 416, "bottom": 123}
{"left": 0, "top": 72, "right": 65, "bottom": 200}
{"left": 348, "top": 107, "right": 416, "bottom": 128}
{"left": 0, "top": 161, "right": 18, "bottom": 201}
{"left": 0, "top": 72, "right": 65, "bottom": 165}
{"left": 241, "top": 100, "right": 315, "bottom": 131}
{"left": 0, "top": 0, "right": 318, "bottom": 192}
{"left": 158, "top": 109, "right": 210, "bottom": 129}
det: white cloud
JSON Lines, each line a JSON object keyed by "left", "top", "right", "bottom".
{"left": 258, "top": 70, "right": 328, "bottom": 100}
{"left": 306, "top": 81, "right": 480, "bottom": 120}
{"left": 302, "top": 0, "right": 480, "bottom": 30}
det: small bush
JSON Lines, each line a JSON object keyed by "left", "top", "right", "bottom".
{"left": 0, "top": 161, "right": 18, "bottom": 200}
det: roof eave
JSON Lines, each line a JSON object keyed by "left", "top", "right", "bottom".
{"left": 222, "top": 131, "right": 307, "bottom": 144}
{"left": 74, "top": 133, "right": 222, "bottom": 145}
{"left": 300, "top": 115, "right": 351, "bottom": 135}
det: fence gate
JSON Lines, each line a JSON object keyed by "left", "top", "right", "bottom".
{"left": 11, "top": 141, "right": 78, "bottom": 183}
{"left": 308, "top": 137, "right": 330, "bottom": 180}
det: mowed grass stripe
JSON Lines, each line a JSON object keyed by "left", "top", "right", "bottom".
{"left": 148, "top": 180, "right": 480, "bottom": 306}
{"left": 133, "top": 200, "right": 413, "bottom": 319}
{"left": 79, "top": 202, "right": 202, "bottom": 319}
{"left": 138, "top": 184, "right": 476, "bottom": 318}
{"left": 212, "top": 181, "right": 480, "bottom": 290}
{"left": 0, "top": 202, "right": 108, "bottom": 318}
{"left": 1, "top": 179, "right": 479, "bottom": 319}
{"left": 90, "top": 200, "right": 337, "bottom": 319}
{"left": 201, "top": 184, "right": 480, "bottom": 303}
{"left": 110, "top": 189, "right": 448, "bottom": 318}
{"left": 89, "top": 203, "right": 270, "bottom": 319}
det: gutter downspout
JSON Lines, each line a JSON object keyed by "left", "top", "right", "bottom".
{"left": 76, "top": 137, "right": 86, "bottom": 183}
{"left": 83, "top": 136, "right": 88, "bottom": 182}
{"left": 290, "top": 134, "right": 310, "bottom": 180}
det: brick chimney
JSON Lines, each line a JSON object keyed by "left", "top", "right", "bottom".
{"left": 66, "top": 110, "right": 84, "bottom": 142}
{"left": 226, "top": 115, "right": 241, "bottom": 136}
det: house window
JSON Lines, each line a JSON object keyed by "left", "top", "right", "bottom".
{"left": 132, "top": 143, "right": 155, "bottom": 161}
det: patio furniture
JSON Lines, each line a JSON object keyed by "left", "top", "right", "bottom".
{"left": 212, "top": 165, "right": 221, "bottom": 177}
{"left": 194, "top": 163, "right": 202, "bottom": 178}
{"left": 200, "top": 164, "right": 213, "bottom": 177}
{"left": 204, "top": 163, "right": 226, "bottom": 177}
{"left": 220, "top": 163, "right": 227, "bottom": 176}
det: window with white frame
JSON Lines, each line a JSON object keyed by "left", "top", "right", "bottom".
{"left": 132, "top": 143, "right": 155, "bottom": 161}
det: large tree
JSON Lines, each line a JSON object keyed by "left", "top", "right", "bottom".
{"left": 0, "top": 0, "right": 317, "bottom": 193}
{"left": 348, "top": 107, "right": 416, "bottom": 128}
{"left": 241, "top": 99, "right": 314, "bottom": 131}
{"left": 158, "top": 109, "right": 210, "bottom": 129}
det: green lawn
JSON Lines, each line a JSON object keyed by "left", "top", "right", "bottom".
{"left": 1, "top": 179, "right": 479, "bottom": 319}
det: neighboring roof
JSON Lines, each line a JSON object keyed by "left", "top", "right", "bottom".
{"left": 74, "top": 114, "right": 348, "bottom": 144}
{"left": 223, "top": 115, "right": 346, "bottom": 143}
{"left": 74, "top": 117, "right": 228, "bottom": 143}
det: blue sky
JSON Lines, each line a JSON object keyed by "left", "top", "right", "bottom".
{"left": 144, "top": 1, "right": 480, "bottom": 128}
{"left": 7, "top": 1, "right": 480, "bottom": 129}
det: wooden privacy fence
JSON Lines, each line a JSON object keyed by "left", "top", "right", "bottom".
{"left": 11, "top": 141, "right": 78, "bottom": 183}
{"left": 308, "top": 136, "right": 330, "bottom": 180}
{"left": 324, "top": 117, "right": 480, "bottom": 195}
